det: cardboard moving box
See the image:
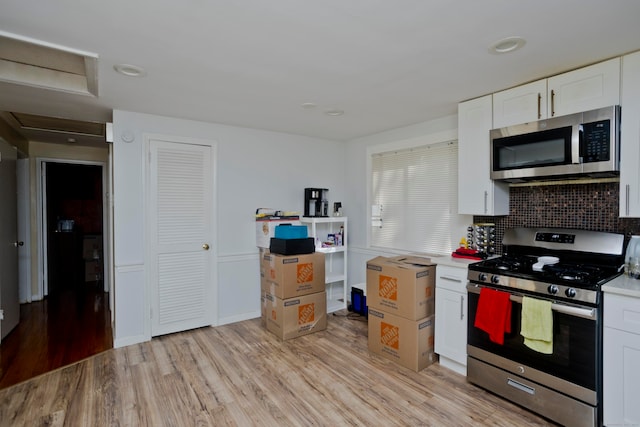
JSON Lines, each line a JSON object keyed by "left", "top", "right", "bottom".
{"left": 265, "top": 291, "right": 327, "bottom": 340}
{"left": 82, "top": 234, "right": 103, "bottom": 260}
{"left": 256, "top": 217, "right": 300, "bottom": 248}
{"left": 260, "top": 290, "right": 267, "bottom": 328}
{"left": 262, "top": 252, "right": 325, "bottom": 299}
{"left": 368, "top": 308, "right": 436, "bottom": 372}
{"left": 366, "top": 256, "right": 435, "bottom": 320}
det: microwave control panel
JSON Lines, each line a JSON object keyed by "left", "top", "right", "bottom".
{"left": 581, "top": 119, "right": 610, "bottom": 163}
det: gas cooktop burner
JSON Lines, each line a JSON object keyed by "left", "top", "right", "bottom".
{"left": 542, "top": 264, "right": 608, "bottom": 285}
{"left": 468, "top": 227, "right": 625, "bottom": 306}
{"left": 474, "top": 256, "right": 617, "bottom": 287}
{"left": 481, "top": 257, "right": 532, "bottom": 272}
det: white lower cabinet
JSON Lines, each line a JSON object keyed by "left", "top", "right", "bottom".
{"left": 603, "top": 292, "right": 640, "bottom": 426}
{"left": 434, "top": 264, "right": 468, "bottom": 376}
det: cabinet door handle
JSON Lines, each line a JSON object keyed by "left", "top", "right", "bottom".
{"left": 439, "top": 275, "right": 462, "bottom": 283}
{"left": 626, "top": 184, "right": 630, "bottom": 216}
{"left": 537, "top": 93, "right": 542, "bottom": 119}
{"left": 483, "top": 191, "right": 488, "bottom": 214}
{"left": 550, "top": 89, "right": 556, "bottom": 116}
{"left": 460, "top": 295, "right": 465, "bottom": 320}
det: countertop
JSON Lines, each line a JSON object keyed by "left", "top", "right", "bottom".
{"left": 430, "top": 255, "right": 481, "bottom": 268}
{"left": 602, "top": 273, "right": 640, "bottom": 298}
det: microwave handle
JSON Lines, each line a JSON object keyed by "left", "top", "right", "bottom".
{"left": 572, "top": 124, "right": 582, "bottom": 164}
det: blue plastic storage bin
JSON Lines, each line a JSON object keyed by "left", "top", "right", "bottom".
{"left": 274, "top": 224, "right": 308, "bottom": 239}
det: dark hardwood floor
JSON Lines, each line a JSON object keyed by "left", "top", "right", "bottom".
{"left": 0, "top": 284, "right": 113, "bottom": 389}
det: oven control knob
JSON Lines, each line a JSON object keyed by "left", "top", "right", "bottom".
{"left": 478, "top": 273, "right": 487, "bottom": 282}
{"left": 565, "top": 288, "right": 576, "bottom": 298}
{"left": 547, "top": 285, "right": 559, "bottom": 295}
{"left": 491, "top": 275, "right": 500, "bottom": 284}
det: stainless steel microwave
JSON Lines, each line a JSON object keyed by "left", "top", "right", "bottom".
{"left": 490, "top": 105, "right": 620, "bottom": 181}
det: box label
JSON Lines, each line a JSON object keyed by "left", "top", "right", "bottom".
{"left": 367, "top": 264, "right": 382, "bottom": 272}
{"left": 380, "top": 321, "right": 399, "bottom": 350}
{"left": 419, "top": 319, "right": 433, "bottom": 329}
{"left": 369, "top": 309, "right": 384, "bottom": 319}
{"left": 298, "top": 303, "right": 315, "bottom": 324}
{"left": 297, "top": 262, "right": 314, "bottom": 283}
{"left": 416, "top": 270, "right": 430, "bottom": 279}
{"left": 378, "top": 275, "right": 398, "bottom": 301}
{"left": 283, "top": 258, "right": 299, "bottom": 264}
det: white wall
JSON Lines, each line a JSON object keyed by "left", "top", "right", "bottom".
{"left": 112, "top": 110, "right": 346, "bottom": 347}
{"left": 344, "top": 114, "right": 473, "bottom": 288}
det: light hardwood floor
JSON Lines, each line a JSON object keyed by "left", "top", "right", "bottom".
{"left": 0, "top": 311, "right": 556, "bottom": 426}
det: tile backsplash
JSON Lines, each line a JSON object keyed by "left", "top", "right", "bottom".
{"left": 474, "top": 181, "right": 640, "bottom": 255}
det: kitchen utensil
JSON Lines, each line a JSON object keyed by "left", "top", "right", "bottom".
{"left": 532, "top": 256, "right": 560, "bottom": 272}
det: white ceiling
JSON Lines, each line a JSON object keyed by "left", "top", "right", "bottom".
{"left": 1, "top": 0, "right": 640, "bottom": 144}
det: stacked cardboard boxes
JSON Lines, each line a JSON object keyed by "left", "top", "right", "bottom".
{"left": 366, "top": 256, "right": 437, "bottom": 371}
{"left": 82, "top": 234, "right": 103, "bottom": 283}
{"left": 260, "top": 251, "right": 327, "bottom": 340}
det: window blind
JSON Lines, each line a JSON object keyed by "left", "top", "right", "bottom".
{"left": 371, "top": 140, "right": 458, "bottom": 255}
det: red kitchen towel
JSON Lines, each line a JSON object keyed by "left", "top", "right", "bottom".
{"left": 474, "top": 287, "right": 512, "bottom": 345}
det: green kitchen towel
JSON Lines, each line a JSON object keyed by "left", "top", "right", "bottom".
{"left": 520, "top": 296, "right": 553, "bottom": 354}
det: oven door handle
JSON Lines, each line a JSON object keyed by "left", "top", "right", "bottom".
{"left": 466, "top": 285, "right": 597, "bottom": 320}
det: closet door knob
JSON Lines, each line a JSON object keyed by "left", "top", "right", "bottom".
{"left": 202, "top": 243, "right": 210, "bottom": 250}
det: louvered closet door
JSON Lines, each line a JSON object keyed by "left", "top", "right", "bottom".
{"left": 149, "top": 138, "right": 214, "bottom": 337}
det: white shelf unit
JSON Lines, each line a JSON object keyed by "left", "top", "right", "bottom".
{"left": 300, "top": 217, "right": 347, "bottom": 313}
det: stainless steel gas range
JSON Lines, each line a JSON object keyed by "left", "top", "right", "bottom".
{"left": 466, "top": 227, "right": 625, "bottom": 427}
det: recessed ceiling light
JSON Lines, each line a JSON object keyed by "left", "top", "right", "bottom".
{"left": 489, "top": 36, "right": 526, "bottom": 54}
{"left": 113, "top": 63, "right": 147, "bottom": 77}
{"left": 301, "top": 102, "right": 317, "bottom": 109}
{"left": 324, "top": 109, "right": 344, "bottom": 116}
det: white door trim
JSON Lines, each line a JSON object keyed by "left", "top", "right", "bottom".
{"left": 17, "top": 158, "right": 31, "bottom": 304}
{"left": 35, "top": 157, "right": 110, "bottom": 299}
{"left": 143, "top": 133, "right": 218, "bottom": 339}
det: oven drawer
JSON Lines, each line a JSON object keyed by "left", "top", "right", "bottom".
{"left": 604, "top": 293, "right": 640, "bottom": 334}
{"left": 467, "top": 357, "right": 596, "bottom": 427}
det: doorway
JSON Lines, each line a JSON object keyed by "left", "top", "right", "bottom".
{"left": 0, "top": 159, "right": 114, "bottom": 389}
{"left": 45, "top": 162, "right": 104, "bottom": 295}
{"left": 38, "top": 159, "right": 111, "bottom": 298}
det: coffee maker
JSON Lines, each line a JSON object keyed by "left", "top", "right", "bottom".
{"left": 304, "top": 188, "right": 328, "bottom": 217}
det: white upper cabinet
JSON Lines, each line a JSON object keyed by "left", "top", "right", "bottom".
{"left": 620, "top": 51, "right": 640, "bottom": 218}
{"left": 492, "top": 58, "right": 620, "bottom": 129}
{"left": 458, "top": 95, "right": 509, "bottom": 216}
{"left": 493, "top": 80, "right": 548, "bottom": 128}
{"left": 547, "top": 57, "right": 620, "bottom": 118}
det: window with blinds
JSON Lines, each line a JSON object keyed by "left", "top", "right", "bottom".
{"left": 370, "top": 140, "right": 458, "bottom": 255}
